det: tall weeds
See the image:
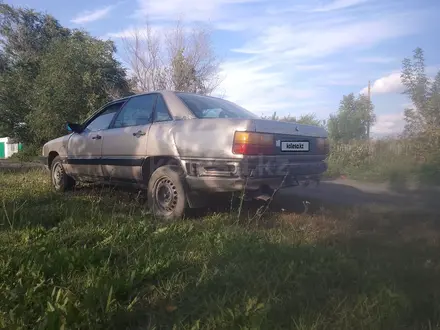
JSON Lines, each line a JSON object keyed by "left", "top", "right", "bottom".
{"left": 327, "top": 129, "right": 440, "bottom": 185}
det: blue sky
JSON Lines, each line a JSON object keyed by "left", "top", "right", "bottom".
{"left": 7, "top": 0, "right": 440, "bottom": 136}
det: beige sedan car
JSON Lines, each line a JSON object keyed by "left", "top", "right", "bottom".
{"left": 41, "top": 91, "right": 329, "bottom": 220}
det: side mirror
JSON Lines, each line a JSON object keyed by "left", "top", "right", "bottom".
{"left": 66, "top": 122, "right": 82, "bottom": 133}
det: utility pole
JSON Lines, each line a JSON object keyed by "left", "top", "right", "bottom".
{"left": 367, "top": 80, "right": 371, "bottom": 139}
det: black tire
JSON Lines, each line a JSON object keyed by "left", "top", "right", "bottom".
{"left": 147, "top": 165, "right": 187, "bottom": 221}
{"left": 50, "top": 156, "right": 75, "bottom": 192}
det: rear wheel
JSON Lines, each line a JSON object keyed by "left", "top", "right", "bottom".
{"left": 148, "top": 165, "right": 187, "bottom": 221}
{"left": 51, "top": 156, "right": 75, "bottom": 192}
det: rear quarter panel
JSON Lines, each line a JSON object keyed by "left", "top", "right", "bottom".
{"left": 146, "top": 121, "right": 180, "bottom": 156}
{"left": 166, "top": 118, "right": 253, "bottom": 160}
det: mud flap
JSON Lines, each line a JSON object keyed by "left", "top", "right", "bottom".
{"left": 186, "top": 190, "right": 209, "bottom": 208}
{"left": 246, "top": 184, "right": 275, "bottom": 202}
{"left": 254, "top": 194, "right": 272, "bottom": 202}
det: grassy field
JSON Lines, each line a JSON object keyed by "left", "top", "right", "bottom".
{"left": 326, "top": 136, "right": 440, "bottom": 185}
{"left": 1, "top": 170, "right": 440, "bottom": 329}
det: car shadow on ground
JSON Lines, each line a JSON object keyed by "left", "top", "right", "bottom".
{"left": 278, "top": 180, "right": 440, "bottom": 212}
{"left": 49, "top": 179, "right": 440, "bottom": 214}
{"left": 191, "top": 178, "right": 440, "bottom": 222}
{"left": 155, "top": 210, "right": 440, "bottom": 329}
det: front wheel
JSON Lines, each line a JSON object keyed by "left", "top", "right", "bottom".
{"left": 51, "top": 156, "right": 75, "bottom": 192}
{"left": 147, "top": 165, "right": 187, "bottom": 221}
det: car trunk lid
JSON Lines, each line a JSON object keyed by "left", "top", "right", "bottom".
{"left": 250, "top": 119, "right": 327, "bottom": 138}
{"left": 247, "top": 119, "right": 328, "bottom": 156}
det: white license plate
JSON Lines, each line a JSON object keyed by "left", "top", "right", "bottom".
{"left": 281, "top": 141, "right": 310, "bottom": 151}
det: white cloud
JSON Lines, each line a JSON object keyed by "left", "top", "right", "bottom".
{"left": 267, "top": 0, "right": 369, "bottom": 15}
{"left": 71, "top": 5, "right": 114, "bottom": 24}
{"left": 134, "top": 0, "right": 260, "bottom": 23}
{"left": 357, "top": 56, "right": 396, "bottom": 64}
{"left": 294, "top": 64, "right": 329, "bottom": 71}
{"left": 118, "top": 0, "right": 428, "bottom": 120}
{"left": 223, "top": 11, "right": 417, "bottom": 113}
{"left": 371, "top": 112, "right": 405, "bottom": 136}
{"left": 105, "top": 29, "right": 137, "bottom": 39}
{"left": 216, "top": 4, "right": 423, "bottom": 118}
{"left": 216, "top": 58, "right": 323, "bottom": 115}
{"left": 311, "top": 0, "right": 369, "bottom": 12}
{"left": 360, "top": 72, "right": 403, "bottom": 95}
{"left": 105, "top": 26, "right": 164, "bottom": 39}
{"left": 234, "top": 14, "right": 416, "bottom": 60}
{"left": 324, "top": 72, "right": 365, "bottom": 86}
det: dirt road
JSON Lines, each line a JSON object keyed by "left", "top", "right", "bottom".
{"left": 276, "top": 178, "right": 440, "bottom": 212}
{"left": 0, "top": 160, "right": 43, "bottom": 172}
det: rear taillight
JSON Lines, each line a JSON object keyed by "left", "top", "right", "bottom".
{"left": 317, "top": 138, "right": 330, "bottom": 155}
{"left": 232, "top": 131, "right": 274, "bottom": 155}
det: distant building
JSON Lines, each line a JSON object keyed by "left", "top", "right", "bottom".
{"left": 0, "top": 137, "right": 22, "bottom": 159}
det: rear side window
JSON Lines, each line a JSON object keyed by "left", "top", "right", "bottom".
{"left": 113, "top": 94, "right": 157, "bottom": 128}
{"left": 154, "top": 95, "right": 172, "bottom": 122}
{"left": 84, "top": 103, "right": 122, "bottom": 132}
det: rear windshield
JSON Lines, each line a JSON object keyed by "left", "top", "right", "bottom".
{"left": 176, "top": 93, "right": 259, "bottom": 119}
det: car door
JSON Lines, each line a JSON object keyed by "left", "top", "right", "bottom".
{"left": 100, "top": 94, "right": 157, "bottom": 182}
{"left": 66, "top": 103, "right": 123, "bottom": 178}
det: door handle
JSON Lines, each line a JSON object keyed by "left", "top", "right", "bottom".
{"left": 133, "top": 130, "right": 146, "bottom": 137}
{"left": 91, "top": 134, "right": 102, "bottom": 140}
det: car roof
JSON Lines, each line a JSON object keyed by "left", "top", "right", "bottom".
{"left": 110, "top": 90, "right": 228, "bottom": 104}
{"left": 110, "top": 90, "right": 176, "bottom": 104}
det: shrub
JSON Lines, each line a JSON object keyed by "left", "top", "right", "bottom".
{"left": 326, "top": 130, "right": 440, "bottom": 185}
{"left": 8, "top": 144, "right": 41, "bottom": 163}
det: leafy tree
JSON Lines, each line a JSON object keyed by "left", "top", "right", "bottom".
{"left": 328, "top": 93, "right": 375, "bottom": 142}
{"left": 261, "top": 112, "right": 280, "bottom": 121}
{"left": 0, "top": 4, "right": 70, "bottom": 66}
{"left": 401, "top": 47, "right": 440, "bottom": 135}
{"left": 0, "top": 4, "right": 129, "bottom": 145}
{"left": 261, "top": 112, "right": 324, "bottom": 126}
{"left": 28, "top": 32, "right": 129, "bottom": 143}
{"left": 121, "top": 20, "right": 221, "bottom": 95}
{"left": 170, "top": 48, "right": 203, "bottom": 93}
{"left": 282, "top": 113, "right": 325, "bottom": 126}
{"left": 0, "top": 4, "right": 70, "bottom": 141}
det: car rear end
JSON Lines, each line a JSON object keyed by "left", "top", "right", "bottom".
{"left": 172, "top": 92, "right": 329, "bottom": 195}
{"left": 231, "top": 119, "right": 329, "bottom": 191}
{"left": 181, "top": 119, "right": 329, "bottom": 194}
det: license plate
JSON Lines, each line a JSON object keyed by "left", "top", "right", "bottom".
{"left": 281, "top": 141, "right": 310, "bottom": 152}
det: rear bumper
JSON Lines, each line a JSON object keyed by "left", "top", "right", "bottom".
{"left": 184, "top": 159, "right": 327, "bottom": 193}
{"left": 185, "top": 174, "right": 322, "bottom": 192}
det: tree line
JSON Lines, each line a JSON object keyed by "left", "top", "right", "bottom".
{"left": 0, "top": 4, "right": 220, "bottom": 149}
{"left": 261, "top": 93, "right": 375, "bottom": 143}
{"left": 1, "top": 3, "right": 439, "bottom": 152}
{"left": 263, "top": 47, "right": 440, "bottom": 143}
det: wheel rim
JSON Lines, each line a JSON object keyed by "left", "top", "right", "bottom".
{"left": 52, "top": 163, "right": 63, "bottom": 189}
{"left": 154, "top": 177, "right": 178, "bottom": 215}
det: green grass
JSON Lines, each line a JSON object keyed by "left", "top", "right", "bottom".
{"left": 1, "top": 170, "right": 440, "bottom": 329}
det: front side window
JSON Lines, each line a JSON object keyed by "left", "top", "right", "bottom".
{"left": 84, "top": 103, "right": 122, "bottom": 132}
{"left": 113, "top": 94, "right": 157, "bottom": 128}
{"left": 176, "top": 93, "right": 259, "bottom": 119}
